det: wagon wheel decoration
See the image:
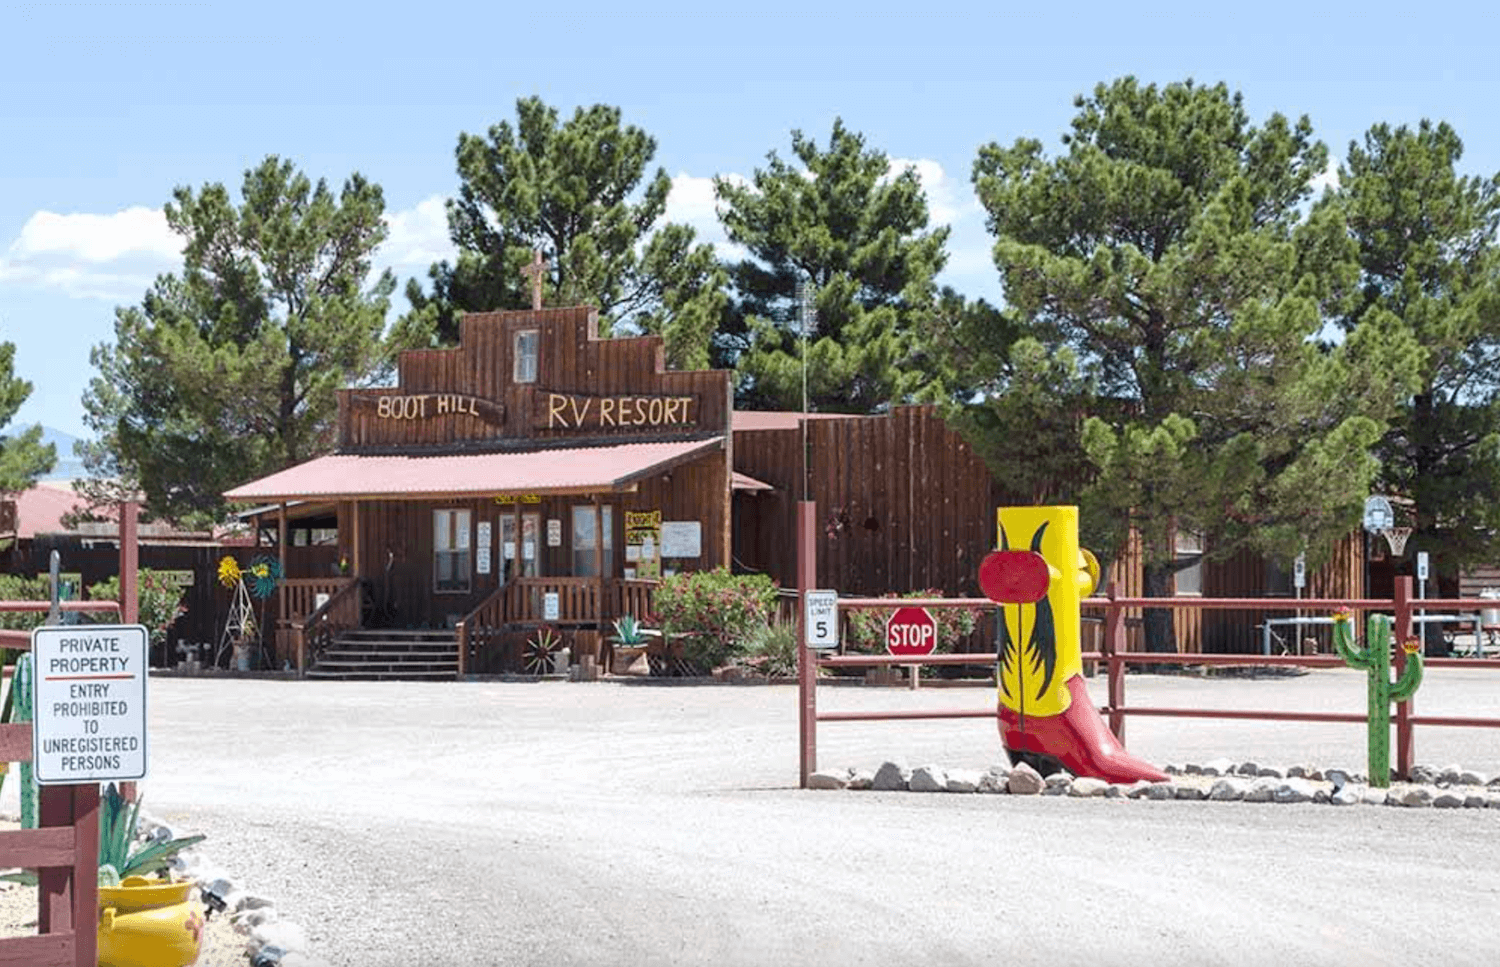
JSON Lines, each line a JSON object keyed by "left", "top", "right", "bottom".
{"left": 524, "top": 626, "right": 563, "bottom": 675}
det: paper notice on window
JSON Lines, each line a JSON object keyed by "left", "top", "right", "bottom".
{"left": 523, "top": 541, "right": 535, "bottom": 560}
{"left": 625, "top": 545, "right": 640, "bottom": 562}
{"left": 503, "top": 541, "right": 516, "bottom": 560}
{"left": 661, "top": 522, "right": 701, "bottom": 558}
{"left": 641, "top": 538, "right": 656, "bottom": 559}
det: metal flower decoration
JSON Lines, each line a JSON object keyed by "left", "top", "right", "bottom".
{"left": 247, "top": 555, "right": 282, "bottom": 599}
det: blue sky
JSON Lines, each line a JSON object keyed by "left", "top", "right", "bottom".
{"left": 3, "top": 0, "right": 1497, "bottom": 440}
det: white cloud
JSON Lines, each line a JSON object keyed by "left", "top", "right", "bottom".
{"left": 378, "top": 195, "right": 456, "bottom": 270}
{"left": 663, "top": 172, "right": 750, "bottom": 263}
{"left": 887, "top": 157, "right": 981, "bottom": 230}
{"left": 1309, "top": 158, "right": 1341, "bottom": 194}
{"left": 0, "top": 206, "right": 182, "bottom": 301}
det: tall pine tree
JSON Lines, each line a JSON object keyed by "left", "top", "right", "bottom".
{"left": 715, "top": 120, "right": 949, "bottom": 412}
{"left": 0, "top": 341, "right": 56, "bottom": 494}
{"left": 973, "top": 78, "right": 1420, "bottom": 650}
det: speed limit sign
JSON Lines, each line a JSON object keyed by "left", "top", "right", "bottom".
{"left": 804, "top": 590, "right": 838, "bottom": 650}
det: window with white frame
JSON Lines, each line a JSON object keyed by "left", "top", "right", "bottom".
{"left": 1174, "top": 530, "right": 1203, "bottom": 596}
{"left": 514, "top": 329, "right": 539, "bottom": 383}
{"left": 434, "top": 509, "right": 472, "bottom": 592}
{"left": 571, "top": 505, "right": 614, "bottom": 577}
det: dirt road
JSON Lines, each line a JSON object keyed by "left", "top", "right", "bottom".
{"left": 22, "top": 668, "right": 1500, "bottom": 966}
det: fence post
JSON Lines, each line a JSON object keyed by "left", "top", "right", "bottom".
{"left": 1393, "top": 576, "right": 1414, "bottom": 780}
{"left": 797, "top": 500, "right": 817, "bottom": 789}
{"left": 118, "top": 500, "right": 139, "bottom": 625}
{"left": 1105, "top": 582, "right": 1126, "bottom": 741}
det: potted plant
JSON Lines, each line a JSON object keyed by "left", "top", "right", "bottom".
{"left": 609, "top": 615, "right": 651, "bottom": 675}
{"left": 2, "top": 783, "right": 207, "bottom": 967}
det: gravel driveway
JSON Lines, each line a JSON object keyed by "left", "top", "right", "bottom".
{"left": 11, "top": 667, "right": 1499, "bottom": 966}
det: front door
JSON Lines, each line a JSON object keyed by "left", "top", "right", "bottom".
{"left": 500, "top": 513, "right": 541, "bottom": 583}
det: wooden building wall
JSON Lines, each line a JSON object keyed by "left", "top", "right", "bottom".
{"left": 339, "top": 307, "right": 733, "bottom": 451}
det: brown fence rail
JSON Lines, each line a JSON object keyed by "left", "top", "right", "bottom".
{"left": 798, "top": 579, "right": 1500, "bottom": 785}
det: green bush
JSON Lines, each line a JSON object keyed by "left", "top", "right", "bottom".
{"left": 844, "top": 589, "right": 983, "bottom": 653}
{"left": 654, "top": 568, "right": 778, "bottom": 672}
{"left": 738, "top": 616, "right": 799, "bottom": 678}
{"left": 88, "top": 570, "right": 188, "bottom": 648}
{"left": 0, "top": 574, "right": 49, "bottom": 632}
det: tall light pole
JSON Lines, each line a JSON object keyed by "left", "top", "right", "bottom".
{"left": 798, "top": 278, "right": 817, "bottom": 501}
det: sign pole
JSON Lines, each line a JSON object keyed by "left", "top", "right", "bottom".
{"left": 797, "top": 501, "right": 817, "bottom": 788}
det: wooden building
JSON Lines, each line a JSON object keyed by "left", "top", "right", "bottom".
{"left": 225, "top": 302, "right": 1367, "bottom": 675}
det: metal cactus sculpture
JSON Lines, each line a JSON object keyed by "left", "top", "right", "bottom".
{"left": 13, "top": 653, "right": 38, "bottom": 827}
{"left": 1331, "top": 610, "right": 1423, "bottom": 788}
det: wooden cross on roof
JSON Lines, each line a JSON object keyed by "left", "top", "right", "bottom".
{"left": 520, "top": 248, "right": 548, "bottom": 310}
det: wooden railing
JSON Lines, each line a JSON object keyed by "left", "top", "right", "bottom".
{"left": 279, "top": 578, "right": 355, "bottom": 624}
{"left": 283, "top": 578, "right": 362, "bottom": 673}
{"left": 614, "top": 579, "right": 657, "bottom": 622}
{"left": 456, "top": 584, "right": 508, "bottom": 677}
{"left": 505, "top": 577, "right": 601, "bottom": 626}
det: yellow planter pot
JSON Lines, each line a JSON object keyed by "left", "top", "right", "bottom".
{"left": 98, "top": 876, "right": 205, "bottom": 967}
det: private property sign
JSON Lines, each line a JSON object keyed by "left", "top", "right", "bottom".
{"left": 885, "top": 607, "right": 937, "bottom": 657}
{"left": 30, "top": 624, "right": 148, "bottom": 785}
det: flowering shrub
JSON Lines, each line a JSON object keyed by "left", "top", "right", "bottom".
{"left": 0, "top": 574, "right": 50, "bottom": 632}
{"left": 844, "top": 589, "right": 983, "bottom": 653}
{"left": 653, "top": 568, "right": 778, "bottom": 671}
{"left": 88, "top": 570, "right": 188, "bottom": 648}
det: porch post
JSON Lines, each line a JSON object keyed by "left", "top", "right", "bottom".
{"left": 278, "top": 501, "right": 290, "bottom": 671}
{"left": 593, "top": 496, "right": 605, "bottom": 626}
{"left": 117, "top": 500, "right": 138, "bottom": 626}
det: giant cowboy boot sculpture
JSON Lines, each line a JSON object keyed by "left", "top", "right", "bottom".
{"left": 980, "top": 506, "right": 1167, "bottom": 784}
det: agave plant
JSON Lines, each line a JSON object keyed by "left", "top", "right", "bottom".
{"left": 611, "top": 615, "right": 647, "bottom": 645}
{"left": 0, "top": 783, "right": 206, "bottom": 887}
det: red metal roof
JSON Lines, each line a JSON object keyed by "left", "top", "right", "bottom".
{"left": 731, "top": 471, "right": 774, "bottom": 492}
{"left": 224, "top": 438, "right": 726, "bottom": 503}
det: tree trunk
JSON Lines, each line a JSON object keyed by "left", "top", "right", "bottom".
{"left": 1142, "top": 561, "right": 1178, "bottom": 653}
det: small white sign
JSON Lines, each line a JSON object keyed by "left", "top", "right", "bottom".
{"left": 804, "top": 590, "right": 839, "bottom": 650}
{"left": 543, "top": 592, "right": 559, "bottom": 621}
{"left": 661, "top": 521, "right": 701, "bottom": 559}
{"left": 1293, "top": 554, "right": 1306, "bottom": 589}
{"left": 31, "top": 624, "right": 148, "bottom": 785}
{"left": 477, "top": 522, "right": 492, "bottom": 575}
{"left": 523, "top": 541, "right": 535, "bottom": 561}
{"left": 1417, "top": 551, "right": 1429, "bottom": 581}
{"left": 547, "top": 519, "right": 562, "bottom": 547}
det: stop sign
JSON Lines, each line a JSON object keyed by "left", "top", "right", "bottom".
{"left": 886, "top": 606, "right": 937, "bottom": 656}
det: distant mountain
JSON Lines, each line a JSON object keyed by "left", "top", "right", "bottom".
{"left": 38, "top": 426, "right": 87, "bottom": 482}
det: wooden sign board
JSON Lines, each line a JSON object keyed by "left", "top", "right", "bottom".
{"left": 534, "top": 390, "right": 698, "bottom": 431}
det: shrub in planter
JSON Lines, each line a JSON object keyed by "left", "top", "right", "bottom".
{"left": 654, "top": 568, "right": 778, "bottom": 672}
{"left": 738, "top": 615, "right": 799, "bottom": 678}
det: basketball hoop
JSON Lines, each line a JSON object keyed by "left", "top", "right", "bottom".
{"left": 1382, "top": 527, "right": 1412, "bottom": 557}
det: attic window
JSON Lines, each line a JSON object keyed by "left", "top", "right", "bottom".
{"left": 514, "top": 330, "right": 539, "bottom": 384}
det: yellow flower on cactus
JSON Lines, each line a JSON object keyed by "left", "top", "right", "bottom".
{"left": 1402, "top": 638, "right": 1421, "bottom": 655}
{"left": 217, "top": 557, "right": 242, "bottom": 588}
{"left": 1332, "top": 608, "right": 1354, "bottom": 624}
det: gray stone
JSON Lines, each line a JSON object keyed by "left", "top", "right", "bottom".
{"left": 945, "top": 769, "right": 983, "bottom": 793}
{"left": 1459, "top": 770, "right": 1488, "bottom": 786}
{"left": 1069, "top": 777, "right": 1109, "bottom": 798}
{"left": 1042, "top": 772, "right": 1073, "bottom": 796}
{"left": 251, "top": 920, "right": 309, "bottom": 955}
{"left": 808, "top": 769, "right": 850, "bottom": 790}
{"left": 1409, "top": 764, "right": 1439, "bottom": 785}
{"left": 1125, "top": 780, "right": 1154, "bottom": 799}
{"left": 1488, "top": 775, "right": 1500, "bottom": 788}
{"left": 1236, "top": 761, "right": 1260, "bottom": 777}
{"left": 1438, "top": 764, "right": 1464, "bottom": 785}
{"left": 1244, "top": 778, "right": 1280, "bottom": 803}
{"left": 1361, "top": 787, "right": 1388, "bottom": 806}
{"left": 1256, "top": 766, "right": 1284, "bottom": 779}
{"left": 909, "top": 765, "right": 947, "bottom": 792}
{"left": 1487, "top": 794, "right": 1500, "bottom": 809}
{"left": 1202, "top": 758, "right": 1236, "bottom": 777}
{"left": 1144, "top": 782, "right": 1176, "bottom": 801}
{"left": 1286, "top": 764, "right": 1310, "bottom": 779}
{"left": 1184, "top": 763, "right": 1204, "bottom": 775}
{"left": 1325, "top": 769, "right": 1352, "bottom": 791}
{"left": 1331, "top": 786, "right": 1361, "bottom": 806}
{"left": 1463, "top": 794, "right": 1487, "bottom": 808}
{"left": 976, "top": 772, "right": 1008, "bottom": 794}
{"left": 871, "top": 762, "right": 910, "bottom": 791}
{"left": 1103, "top": 784, "right": 1125, "bottom": 799}
{"left": 234, "top": 892, "right": 276, "bottom": 913}
{"left": 1397, "top": 786, "right": 1433, "bottom": 807}
{"left": 1273, "top": 778, "right": 1316, "bottom": 804}
{"left": 848, "top": 768, "right": 874, "bottom": 790}
{"left": 1312, "top": 789, "right": 1331, "bottom": 804}
{"left": 1006, "top": 762, "right": 1044, "bottom": 795}
{"left": 986, "top": 763, "right": 1012, "bottom": 779}
{"left": 1175, "top": 784, "right": 1206, "bottom": 800}
{"left": 233, "top": 906, "right": 279, "bottom": 930}
{"left": 1208, "top": 778, "right": 1249, "bottom": 801}
{"left": 1163, "top": 763, "right": 1183, "bottom": 775}
{"left": 1433, "top": 792, "right": 1464, "bottom": 809}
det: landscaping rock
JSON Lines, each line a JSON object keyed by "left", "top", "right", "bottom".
{"left": 1273, "top": 779, "right": 1315, "bottom": 804}
{"left": 976, "top": 772, "right": 1008, "bottom": 794}
{"left": 1256, "top": 766, "right": 1284, "bottom": 779}
{"left": 1202, "top": 758, "right": 1235, "bottom": 777}
{"left": 872, "top": 762, "right": 910, "bottom": 791}
{"left": 1325, "top": 769, "right": 1352, "bottom": 790}
{"left": 1244, "top": 778, "right": 1279, "bottom": 803}
{"left": 1489, "top": 776, "right": 1500, "bottom": 788}
{"left": 1463, "top": 794, "right": 1487, "bottom": 809}
{"left": 1410, "top": 764, "right": 1439, "bottom": 785}
{"left": 945, "top": 769, "right": 983, "bottom": 793}
{"left": 1007, "top": 763, "right": 1044, "bottom": 795}
{"left": 1103, "top": 784, "right": 1125, "bottom": 799}
{"left": 1331, "top": 786, "right": 1361, "bottom": 806}
{"left": 1438, "top": 764, "right": 1464, "bottom": 785}
{"left": 848, "top": 768, "right": 874, "bottom": 790}
{"left": 1175, "top": 784, "right": 1206, "bottom": 800}
{"left": 1362, "top": 787, "right": 1388, "bottom": 806}
{"left": 1163, "top": 764, "right": 1183, "bottom": 775}
{"left": 1144, "top": 782, "right": 1176, "bottom": 801}
{"left": 1433, "top": 792, "right": 1465, "bottom": 809}
{"left": 1069, "top": 778, "right": 1109, "bottom": 798}
{"left": 808, "top": 769, "right": 850, "bottom": 790}
{"left": 1397, "top": 786, "right": 1433, "bottom": 808}
{"left": 1042, "top": 772, "right": 1073, "bottom": 796}
{"left": 1236, "top": 761, "right": 1260, "bottom": 777}
{"left": 909, "top": 765, "right": 947, "bottom": 792}
{"left": 1208, "top": 778, "right": 1249, "bottom": 801}
{"left": 1184, "top": 763, "right": 1204, "bottom": 775}
{"left": 1459, "top": 770, "right": 1488, "bottom": 786}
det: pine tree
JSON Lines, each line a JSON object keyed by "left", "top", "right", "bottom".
{"left": 715, "top": 119, "right": 949, "bottom": 412}
{"left": 0, "top": 341, "right": 56, "bottom": 494}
